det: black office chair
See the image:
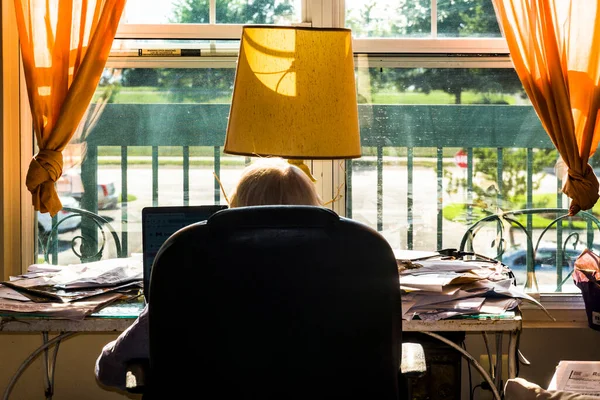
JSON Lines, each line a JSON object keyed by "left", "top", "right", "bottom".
{"left": 133, "top": 205, "right": 424, "bottom": 399}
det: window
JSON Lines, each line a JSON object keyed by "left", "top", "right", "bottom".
{"left": 122, "top": 0, "right": 302, "bottom": 25}
{"left": 346, "top": 0, "right": 502, "bottom": 38}
{"left": 4, "top": 0, "right": 597, "bottom": 302}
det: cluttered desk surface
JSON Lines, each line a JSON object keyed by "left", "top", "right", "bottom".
{"left": 0, "top": 250, "right": 531, "bottom": 335}
{"left": 0, "top": 249, "right": 539, "bottom": 332}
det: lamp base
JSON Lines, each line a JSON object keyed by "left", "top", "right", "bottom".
{"left": 287, "top": 159, "right": 316, "bottom": 182}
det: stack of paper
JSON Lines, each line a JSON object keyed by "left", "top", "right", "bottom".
{"left": 398, "top": 257, "right": 549, "bottom": 321}
{"left": 0, "top": 256, "right": 142, "bottom": 320}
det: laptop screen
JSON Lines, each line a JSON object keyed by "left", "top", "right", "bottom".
{"left": 141, "top": 205, "right": 227, "bottom": 299}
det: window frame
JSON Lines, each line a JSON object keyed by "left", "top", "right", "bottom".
{"left": 2, "top": 0, "right": 34, "bottom": 279}
{"left": 1, "top": 0, "right": 586, "bottom": 318}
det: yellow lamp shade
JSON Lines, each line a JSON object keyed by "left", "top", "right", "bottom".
{"left": 224, "top": 25, "right": 361, "bottom": 159}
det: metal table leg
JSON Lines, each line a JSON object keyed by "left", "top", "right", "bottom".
{"left": 495, "top": 333, "right": 503, "bottom": 392}
{"left": 2, "top": 332, "right": 77, "bottom": 400}
{"left": 508, "top": 329, "right": 519, "bottom": 378}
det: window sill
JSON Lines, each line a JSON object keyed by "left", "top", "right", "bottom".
{"left": 520, "top": 294, "right": 589, "bottom": 328}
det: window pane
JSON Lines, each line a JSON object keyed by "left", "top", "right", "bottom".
{"left": 437, "top": 0, "right": 501, "bottom": 37}
{"left": 36, "top": 42, "right": 246, "bottom": 266}
{"left": 215, "top": 0, "right": 301, "bottom": 24}
{"left": 349, "top": 58, "right": 596, "bottom": 294}
{"left": 122, "top": 0, "right": 301, "bottom": 25}
{"left": 346, "top": 0, "right": 501, "bottom": 38}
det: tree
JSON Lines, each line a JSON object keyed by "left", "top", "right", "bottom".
{"left": 471, "top": 148, "right": 558, "bottom": 210}
{"left": 171, "top": 0, "right": 294, "bottom": 24}
{"left": 120, "top": 0, "right": 295, "bottom": 101}
{"left": 396, "top": 67, "right": 525, "bottom": 105}
{"left": 390, "top": 0, "right": 500, "bottom": 37}
{"left": 122, "top": 69, "right": 159, "bottom": 87}
{"left": 388, "top": 0, "right": 524, "bottom": 104}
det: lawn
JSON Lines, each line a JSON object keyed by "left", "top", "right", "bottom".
{"left": 105, "top": 86, "right": 519, "bottom": 106}
{"left": 443, "top": 193, "right": 600, "bottom": 229}
{"left": 369, "top": 91, "right": 516, "bottom": 105}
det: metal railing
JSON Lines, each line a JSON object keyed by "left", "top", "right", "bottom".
{"left": 49, "top": 103, "right": 594, "bottom": 279}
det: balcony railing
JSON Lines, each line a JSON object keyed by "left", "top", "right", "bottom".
{"left": 43, "top": 102, "right": 599, "bottom": 293}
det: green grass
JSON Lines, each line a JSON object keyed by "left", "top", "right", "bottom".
{"left": 121, "top": 194, "right": 137, "bottom": 202}
{"left": 369, "top": 90, "right": 516, "bottom": 105}
{"left": 97, "top": 146, "right": 462, "bottom": 159}
{"left": 108, "top": 87, "right": 232, "bottom": 104}
{"left": 98, "top": 146, "right": 220, "bottom": 157}
{"left": 108, "top": 86, "right": 518, "bottom": 106}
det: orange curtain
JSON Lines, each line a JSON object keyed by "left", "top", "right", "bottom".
{"left": 14, "top": 0, "right": 126, "bottom": 216}
{"left": 493, "top": 0, "right": 600, "bottom": 215}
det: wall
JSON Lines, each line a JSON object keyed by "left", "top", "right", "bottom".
{"left": 0, "top": 333, "right": 141, "bottom": 400}
{"left": 461, "top": 327, "right": 600, "bottom": 399}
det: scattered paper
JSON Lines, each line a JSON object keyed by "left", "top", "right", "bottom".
{"left": 398, "top": 255, "right": 547, "bottom": 321}
{"left": 48, "top": 257, "right": 142, "bottom": 288}
{"left": 0, "top": 292, "right": 127, "bottom": 321}
{"left": 0, "top": 284, "right": 30, "bottom": 302}
{"left": 550, "top": 360, "right": 600, "bottom": 396}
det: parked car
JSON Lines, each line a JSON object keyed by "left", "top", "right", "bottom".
{"left": 57, "top": 169, "right": 119, "bottom": 210}
{"left": 37, "top": 195, "right": 82, "bottom": 233}
{"left": 502, "top": 247, "right": 582, "bottom": 269}
{"left": 501, "top": 246, "right": 583, "bottom": 287}
{"left": 96, "top": 181, "right": 119, "bottom": 210}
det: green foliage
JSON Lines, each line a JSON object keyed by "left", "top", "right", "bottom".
{"left": 122, "top": 69, "right": 160, "bottom": 87}
{"left": 348, "top": 1, "right": 523, "bottom": 105}
{"left": 473, "top": 148, "right": 557, "bottom": 201}
{"left": 347, "top": 0, "right": 501, "bottom": 38}
{"left": 170, "top": 0, "right": 209, "bottom": 23}
{"left": 442, "top": 201, "right": 594, "bottom": 230}
{"left": 445, "top": 148, "right": 559, "bottom": 213}
{"left": 120, "top": 0, "right": 295, "bottom": 101}
{"left": 394, "top": 68, "right": 524, "bottom": 105}
{"left": 171, "top": 0, "right": 294, "bottom": 24}
{"left": 121, "top": 193, "right": 138, "bottom": 203}
{"left": 442, "top": 202, "right": 492, "bottom": 223}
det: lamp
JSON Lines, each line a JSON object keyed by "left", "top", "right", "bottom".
{"left": 224, "top": 25, "right": 361, "bottom": 181}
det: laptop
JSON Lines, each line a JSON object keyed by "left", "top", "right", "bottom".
{"left": 141, "top": 205, "right": 227, "bottom": 299}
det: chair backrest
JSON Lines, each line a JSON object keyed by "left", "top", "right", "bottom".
{"left": 147, "top": 205, "right": 402, "bottom": 399}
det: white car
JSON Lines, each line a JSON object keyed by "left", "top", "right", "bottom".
{"left": 57, "top": 169, "right": 119, "bottom": 210}
{"left": 37, "top": 195, "right": 82, "bottom": 233}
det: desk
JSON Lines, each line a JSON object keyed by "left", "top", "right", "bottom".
{"left": 1, "top": 301, "right": 521, "bottom": 400}
{"left": 405, "top": 313, "right": 522, "bottom": 400}
{"left": 0, "top": 301, "right": 144, "bottom": 400}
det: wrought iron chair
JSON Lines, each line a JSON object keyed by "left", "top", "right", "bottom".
{"left": 38, "top": 207, "right": 124, "bottom": 264}
{"left": 459, "top": 208, "right": 600, "bottom": 292}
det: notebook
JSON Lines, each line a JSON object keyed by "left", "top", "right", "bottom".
{"left": 141, "top": 205, "right": 227, "bottom": 299}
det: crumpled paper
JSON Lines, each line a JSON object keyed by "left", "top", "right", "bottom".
{"left": 573, "top": 249, "right": 600, "bottom": 284}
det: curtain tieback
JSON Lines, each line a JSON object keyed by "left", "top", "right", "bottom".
{"left": 564, "top": 164, "right": 600, "bottom": 216}
{"left": 26, "top": 150, "right": 64, "bottom": 216}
